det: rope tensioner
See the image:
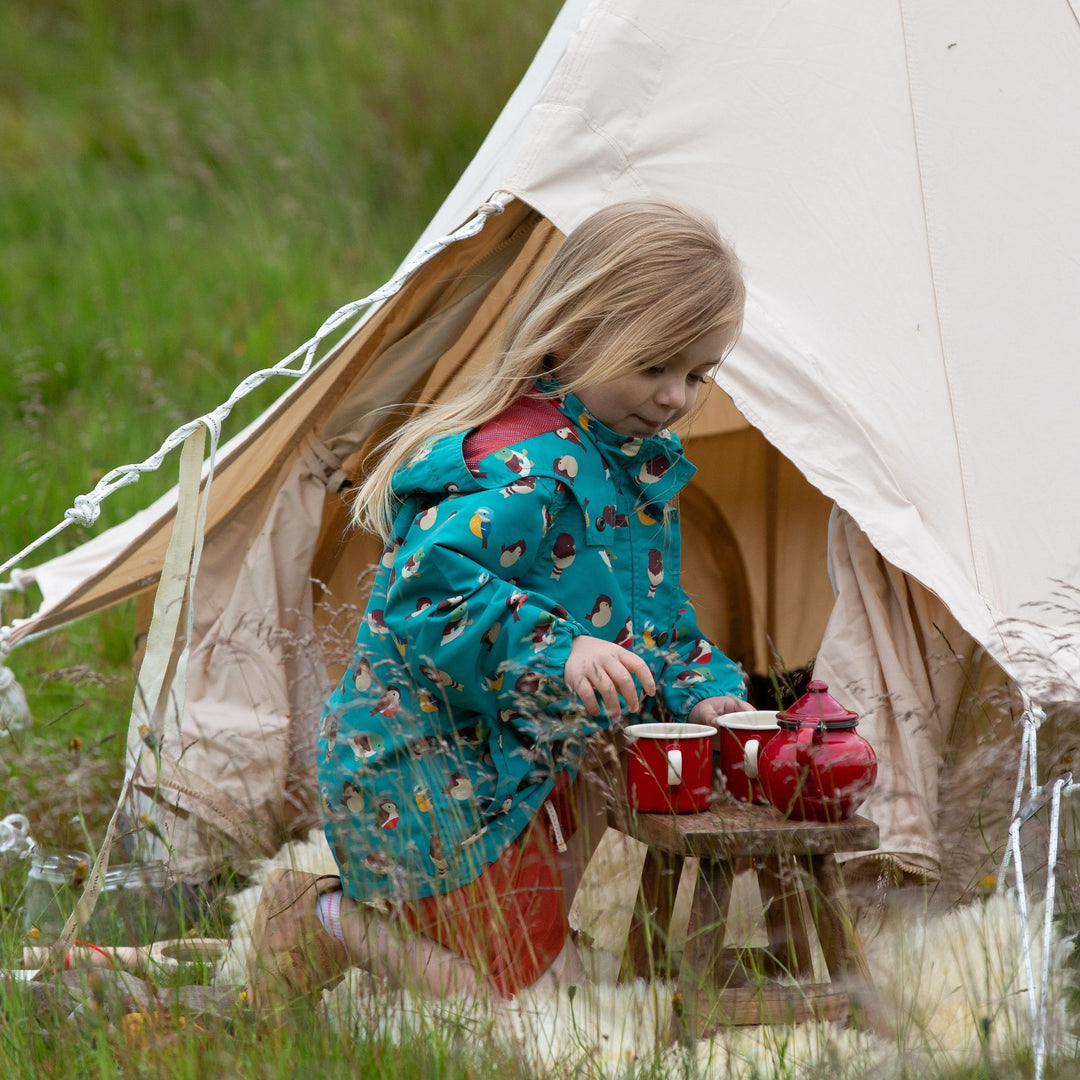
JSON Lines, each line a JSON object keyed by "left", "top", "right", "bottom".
{"left": 65, "top": 494, "right": 103, "bottom": 529}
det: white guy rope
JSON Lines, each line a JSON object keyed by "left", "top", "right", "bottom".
{"left": 1006, "top": 817, "right": 1039, "bottom": 1049}
{"left": 999, "top": 707, "right": 1044, "bottom": 1073}
{"left": 1016, "top": 708, "right": 1042, "bottom": 819}
{"left": 1035, "top": 776, "right": 1074, "bottom": 1079}
{"left": 998, "top": 706, "right": 1045, "bottom": 889}
{"left": 0, "top": 194, "right": 510, "bottom": 600}
{"left": 997, "top": 700, "right": 1080, "bottom": 1080}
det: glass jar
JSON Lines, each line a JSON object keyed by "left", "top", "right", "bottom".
{"left": 23, "top": 849, "right": 92, "bottom": 939}
{"left": 24, "top": 852, "right": 182, "bottom": 945}
{"left": 86, "top": 860, "right": 182, "bottom": 945}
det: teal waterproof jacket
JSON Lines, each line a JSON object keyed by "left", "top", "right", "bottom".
{"left": 318, "top": 385, "right": 745, "bottom": 901}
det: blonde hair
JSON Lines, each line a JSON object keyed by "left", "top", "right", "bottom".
{"left": 353, "top": 200, "right": 745, "bottom": 538}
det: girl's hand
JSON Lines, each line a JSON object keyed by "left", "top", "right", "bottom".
{"left": 565, "top": 635, "right": 656, "bottom": 718}
{"left": 688, "top": 696, "right": 757, "bottom": 728}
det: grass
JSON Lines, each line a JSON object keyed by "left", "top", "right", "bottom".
{"left": 0, "top": 0, "right": 558, "bottom": 559}
{"left": 0, "top": 978, "right": 542, "bottom": 1080}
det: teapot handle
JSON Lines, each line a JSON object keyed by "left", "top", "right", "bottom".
{"left": 795, "top": 722, "right": 822, "bottom": 768}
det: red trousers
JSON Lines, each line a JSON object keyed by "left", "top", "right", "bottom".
{"left": 401, "top": 778, "right": 577, "bottom": 998}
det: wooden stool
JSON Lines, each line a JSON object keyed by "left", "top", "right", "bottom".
{"left": 609, "top": 801, "right": 883, "bottom": 1038}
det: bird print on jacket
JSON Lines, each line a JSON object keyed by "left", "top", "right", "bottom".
{"left": 318, "top": 384, "right": 745, "bottom": 902}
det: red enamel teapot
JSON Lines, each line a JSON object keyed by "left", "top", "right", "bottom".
{"left": 757, "top": 680, "right": 877, "bottom": 822}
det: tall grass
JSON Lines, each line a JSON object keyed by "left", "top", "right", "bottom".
{"left": 0, "top": 967, "right": 547, "bottom": 1080}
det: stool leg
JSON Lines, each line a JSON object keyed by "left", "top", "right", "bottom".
{"left": 682, "top": 857, "right": 737, "bottom": 987}
{"left": 674, "top": 856, "right": 738, "bottom": 1038}
{"left": 807, "top": 853, "right": 891, "bottom": 1035}
{"left": 621, "top": 845, "right": 684, "bottom": 981}
{"left": 756, "top": 856, "right": 814, "bottom": 978}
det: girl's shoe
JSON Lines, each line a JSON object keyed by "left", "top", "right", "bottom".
{"left": 245, "top": 868, "right": 348, "bottom": 1021}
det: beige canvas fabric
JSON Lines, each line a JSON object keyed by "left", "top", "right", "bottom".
{"left": 410, "top": 0, "right": 1080, "bottom": 700}
{"left": 815, "top": 508, "right": 1021, "bottom": 884}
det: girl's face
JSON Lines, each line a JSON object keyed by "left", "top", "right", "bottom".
{"left": 575, "top": 325, "right": 732, "bottom": 436}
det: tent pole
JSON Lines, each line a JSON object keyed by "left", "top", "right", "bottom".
{"left": 765, "top": 440, "right": 779, "bottom": 663}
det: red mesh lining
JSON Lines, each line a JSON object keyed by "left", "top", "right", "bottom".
{"left": 463, "top": 395, "right": 566, "bottom": 474}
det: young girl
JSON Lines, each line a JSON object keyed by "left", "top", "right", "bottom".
{"left": 247, "top": 200, "right": 754, "bottom": 1015}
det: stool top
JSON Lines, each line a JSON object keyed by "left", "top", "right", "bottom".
{"left": 613, "top": 802, "right": 880, "bottom": 859}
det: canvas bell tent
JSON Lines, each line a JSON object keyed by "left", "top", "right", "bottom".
{"left": 4, "top": 0, "right": 1080, "bottom": 890}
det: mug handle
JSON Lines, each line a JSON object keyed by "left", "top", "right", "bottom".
{"left": 666, "top": 748, "right": 683, "bottom": 786}
{"left": 743, "top": 738, "right": 761, "bottom": 779}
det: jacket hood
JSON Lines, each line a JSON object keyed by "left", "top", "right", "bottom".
{"left": 389, "top": 386, "right": 696, "bottom": 506}
{"left": 390, "top": 432, "right": 482, "bottom": 501}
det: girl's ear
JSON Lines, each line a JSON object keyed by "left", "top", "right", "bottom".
{"left": 555, "top": 330, "right": 584, "bottom": 361}
{"left": 545, "top": 332, "right": 585, "bottom": 378}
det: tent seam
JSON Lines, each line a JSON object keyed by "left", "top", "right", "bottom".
{"left": 896, "top": 0, "right": 1004, "bottom": 661}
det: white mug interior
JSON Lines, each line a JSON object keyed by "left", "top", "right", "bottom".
{"left": 625, "top": 722, "right": 716, "bottom": 740}
{"left": 716, "top": 711, "right": 779, "bottom": 732}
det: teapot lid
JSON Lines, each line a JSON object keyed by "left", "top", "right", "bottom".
{"left": 777, "top": 680, "right": 859, "bottom": 728}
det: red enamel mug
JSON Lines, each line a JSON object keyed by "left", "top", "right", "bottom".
{"left": 715, "top": 711, "right": 780, "bottom": 803}
{"left": 625, "top": 722, "right": 716, "bottom": 813}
